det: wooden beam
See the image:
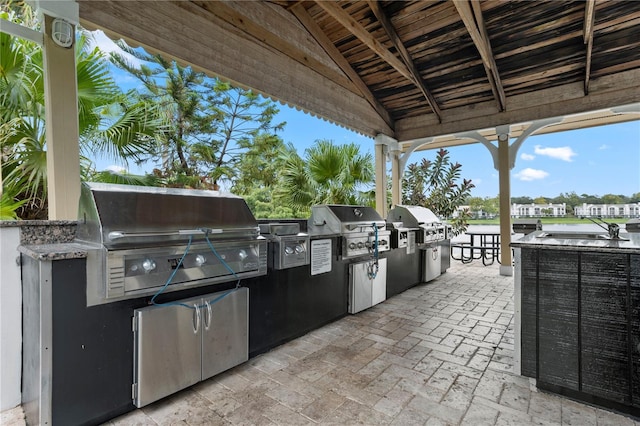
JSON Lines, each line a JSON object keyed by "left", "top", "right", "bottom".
{"left": 584, "top": 0, "right": 596, "bottom": 95}
{"left": 366, "top": 0, "right": 442, "bottom": 122}
{"left": 79, "top": 0, "right": 393, "bottom": 137}
{"left": 395, "top": 68, "right": 640, "bottom": 142}
{"left": 453, "top": 0, "right": 506, "bottom": 112}
{"left": 313, "top": 1, "right": 420, "bottom": 89}
{"left": 289, "top": 3, "right": 394, "bottom": 129}
{"left": 191, "top": 1, "right": 355, "bottom": 94}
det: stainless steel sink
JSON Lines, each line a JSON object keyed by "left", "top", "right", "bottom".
{"left": 538, "top": 232, "right": 610, "bottom": 240}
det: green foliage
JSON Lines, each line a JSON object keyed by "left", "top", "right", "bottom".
{"left": 241, "top": 187, "right": 303, "bottom": 219}
{"left": 110, "top": 48, "right": 284, "bottom": 189}
{"left": 82, "top": 166, "right": 165, "bottom": 187}
{"left": 276, "top": 140, "right": 375, "bottom": 214}
{"left": 402, "top": 149, "right": 474, "bottom": 235}
{"left": 0, "top": 190, "right": 27, "bottom": 220}
{"left": 1, "top": 4, "right": 165, "bottom": 219}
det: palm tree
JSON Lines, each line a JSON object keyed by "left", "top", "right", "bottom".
{"left": 1, "top": 5, "right": 165, "bottom": 219}
{"left": 276, "top": 139, "right": 375, "bottom": 213}
{"left": 110, "top": 47, "right": 285, "bottom": 190}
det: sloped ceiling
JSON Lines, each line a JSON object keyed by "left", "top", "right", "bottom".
{"left": 78, "top": 1, "right": 640, "bottom": 144}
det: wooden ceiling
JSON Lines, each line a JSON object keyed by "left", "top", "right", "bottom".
{"left": 78, "top": 1, "right": 640, "bottom": 145}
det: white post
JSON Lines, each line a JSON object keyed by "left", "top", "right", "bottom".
{"left": 42, "top": 11, "right": 81, "bottom": 220}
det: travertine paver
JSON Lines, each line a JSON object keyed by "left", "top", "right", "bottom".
{"left": 3, "top": 260, "right": 640, "bottom": 425}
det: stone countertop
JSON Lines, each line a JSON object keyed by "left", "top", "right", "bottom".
{"left": 511, "top": 230, "right": 640, "bottom": 254}
{"left": 0, "top": 220, "right": 77, "bottom": 245}
{"left": 19, "top": 242, "right": 89, "bottom": 261}
{"left": 0, "top": 220, "right": 76, "bottom": 228}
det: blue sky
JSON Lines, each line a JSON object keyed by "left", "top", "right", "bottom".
{"left": 90, "top": 31, "right": 640, "bottom": 200}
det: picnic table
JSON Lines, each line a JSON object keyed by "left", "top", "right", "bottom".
{"left": 451, "top": 230, "right": 502, "bottom": 266}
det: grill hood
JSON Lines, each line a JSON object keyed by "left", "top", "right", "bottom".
{"left": 76, "top": 182, "right": 260, "bottom": 249}
{"left": 387, "top": 205, "right": 441, "bottom": 227}
{"left": 308, "top": 204, "right": 386, "bottom": 236}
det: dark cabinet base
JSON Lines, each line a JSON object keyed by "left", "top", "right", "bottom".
{"left": 519, "top": 248, "right": 640, "bottom": 417}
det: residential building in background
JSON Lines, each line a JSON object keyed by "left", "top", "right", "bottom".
{"left": 574, "top": 203, "right": 640, "bottom": 218}
{"left": 511, "top": 203, "right": 567, "bottom": 217}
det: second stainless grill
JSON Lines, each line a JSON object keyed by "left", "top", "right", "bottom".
{"left": 307, "top": 204, "right": 390, "bottom": 260}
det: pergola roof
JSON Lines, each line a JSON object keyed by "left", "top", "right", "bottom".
{"left": 78, "top": 0, "right": 640, "bottom": 148}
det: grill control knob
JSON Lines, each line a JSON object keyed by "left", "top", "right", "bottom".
{"left": 349, "top": 242, "right": 356, "bottom": 250}
{"left": 195, "top": 254, "right": 206, "bottom": 266}
{"left": 284, "top": 246, "right": 294, "bottom": 255}
{"left": 295, "top": 244, "right": 305, "bottom": 254}
{"left": 357, "top": 242, "right": 364, "bottom": 249}
{"left": 380, "top": 239, "right": 388, "bottom": 246}
{"left": 142, "top": 259, "right": 156, "bottom": 273}
{"left": 365, "top": 241, "right": 371, "bottom": 248}
{"left": 238, "top": 249, "right": 248, "bottom": 260}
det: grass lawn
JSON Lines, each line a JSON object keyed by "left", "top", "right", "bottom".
{"left": 467, "top": 217, "right": 631, "bottom": 225}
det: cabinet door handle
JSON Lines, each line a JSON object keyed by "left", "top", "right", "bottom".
{"left": 204, "top": 301, "right": 212, "bottom": 331}
{"left": 192, "top": 304, "right": 200, "bottom": 334}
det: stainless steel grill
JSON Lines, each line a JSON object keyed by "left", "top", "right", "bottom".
{"left": 307, "top": 205, "right": 390, "bottom": 260}
{"left": 387, "top": 205, "right": 449, "bottom": 282}
{"left": 259, "top": 222, "right": 310, "bottom": 270}
{"left": 76, "top": 182, "right": 267, "bottom": 306}
{"left": 387, "top": 205, "right": 446, "bottom": 245}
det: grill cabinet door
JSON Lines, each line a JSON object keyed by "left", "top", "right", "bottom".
{"left": 349, "top": 259, "right": 387, "bottom": 314}
{"left": 134, "top": 301, "right": 202, "bottom": 407}
{"left": 201, "top": 287, "right": 249, "bottom": 380}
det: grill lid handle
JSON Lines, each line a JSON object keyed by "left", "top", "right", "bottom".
{"left": 108, "top": 228, "right": 224, "bottom": 241}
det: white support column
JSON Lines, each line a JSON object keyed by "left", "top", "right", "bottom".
{"left": 390, "top": 147, "right": 401, "bottom": 208}
{"left": 375, "top": 134, "right": 400, "bottom": 217}
{"left": 42, "top": 12, "right": 81, "bottom": 219}
{"left": 374, "top": 139, "right": 388, "bottom": 218}
{"left": 496, "top": 131, "right": 513, "bottom": 276}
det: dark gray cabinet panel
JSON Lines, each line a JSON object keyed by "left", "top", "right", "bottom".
{"left": 581, "top": 252, "right": 629, "bottom": 403}
{"left": 521, "top": 248, "right": 538, "bottom": 378}
{"left": 537, "top": 250, "right": 579, "bottom": 390}
{"left": 520, "top": 249, "right": 640, "bottom": 415}
{"left": 632, "top": 255, "right": 640, "bottom": 408}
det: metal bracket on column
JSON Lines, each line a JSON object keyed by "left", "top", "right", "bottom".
{"left": 456, "top": 130, "right": 500, "bottom": 170}
{"left": 508, "top": 117, "right": 562, "bottom": 169}
{"left": 397, "top": 137, "right": 435, "bottom": 174}
{"left": 374, "top": 133, "right": 397, "bottom": 161}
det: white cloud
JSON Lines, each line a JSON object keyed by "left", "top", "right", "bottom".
{"left": 106, "top": 165, "right": 127, "bottom": 174}
{"left": 598, "top": 144, "right": 610, "bottom": 150}
{"left": 88, "top": 30, "right": 143, "bottom": 68}
{"left": 514, "top": 168, "right": 549, "bottom": 181}
{"left": 520, "top": 153, "right": 535, "bottom": 161}
{"left": 533, "top": 145, "right": 576, "bottom": 162}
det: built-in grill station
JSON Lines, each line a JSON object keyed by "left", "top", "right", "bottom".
{"left": 76, "top": 182, "right": 267, "bottom": 306}
{"left": 308, "top": 205, "right": 390, "bottom": 314}
{"left": 387, "top": 205, "right": 448, "bottom": 282}
{"left": 258, "top": 222, "right": 309, "bottom": 269}
{"left": 388, "top": 205, "right": 446, "bottom": 245}
{"left": 307, "top": 204, "right": 390, "bottom": 259}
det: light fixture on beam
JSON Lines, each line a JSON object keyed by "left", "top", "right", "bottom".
{"left": 51, "top": 18, "right": 73, "bottom": 48}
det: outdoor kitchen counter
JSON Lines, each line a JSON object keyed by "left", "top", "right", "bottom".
{"left": 511, "top": 229, "right": 640, "bottom": 253}
{"left": 18, "top": 242, "right": 89, "bottom": 261}
{"left": 512, "top": 230, "right": 640, "bottom": 418}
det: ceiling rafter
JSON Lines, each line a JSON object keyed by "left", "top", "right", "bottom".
{"left": 289, "top": 3, "right": 394, "bottom": 129}
{"left": 312, "top": 1, "right": 440, "bottom": 117}
{"left": 453, "top": 0, "right": 506, "bottom": 112}
{"left": 366, "top": 0, "right": 442, "bottom": 122}
{"left": 584, "top": 0, "right": 596, "bottom": 95}
{"left": 190, "top": 1, "right": 356, "bottom": 95}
